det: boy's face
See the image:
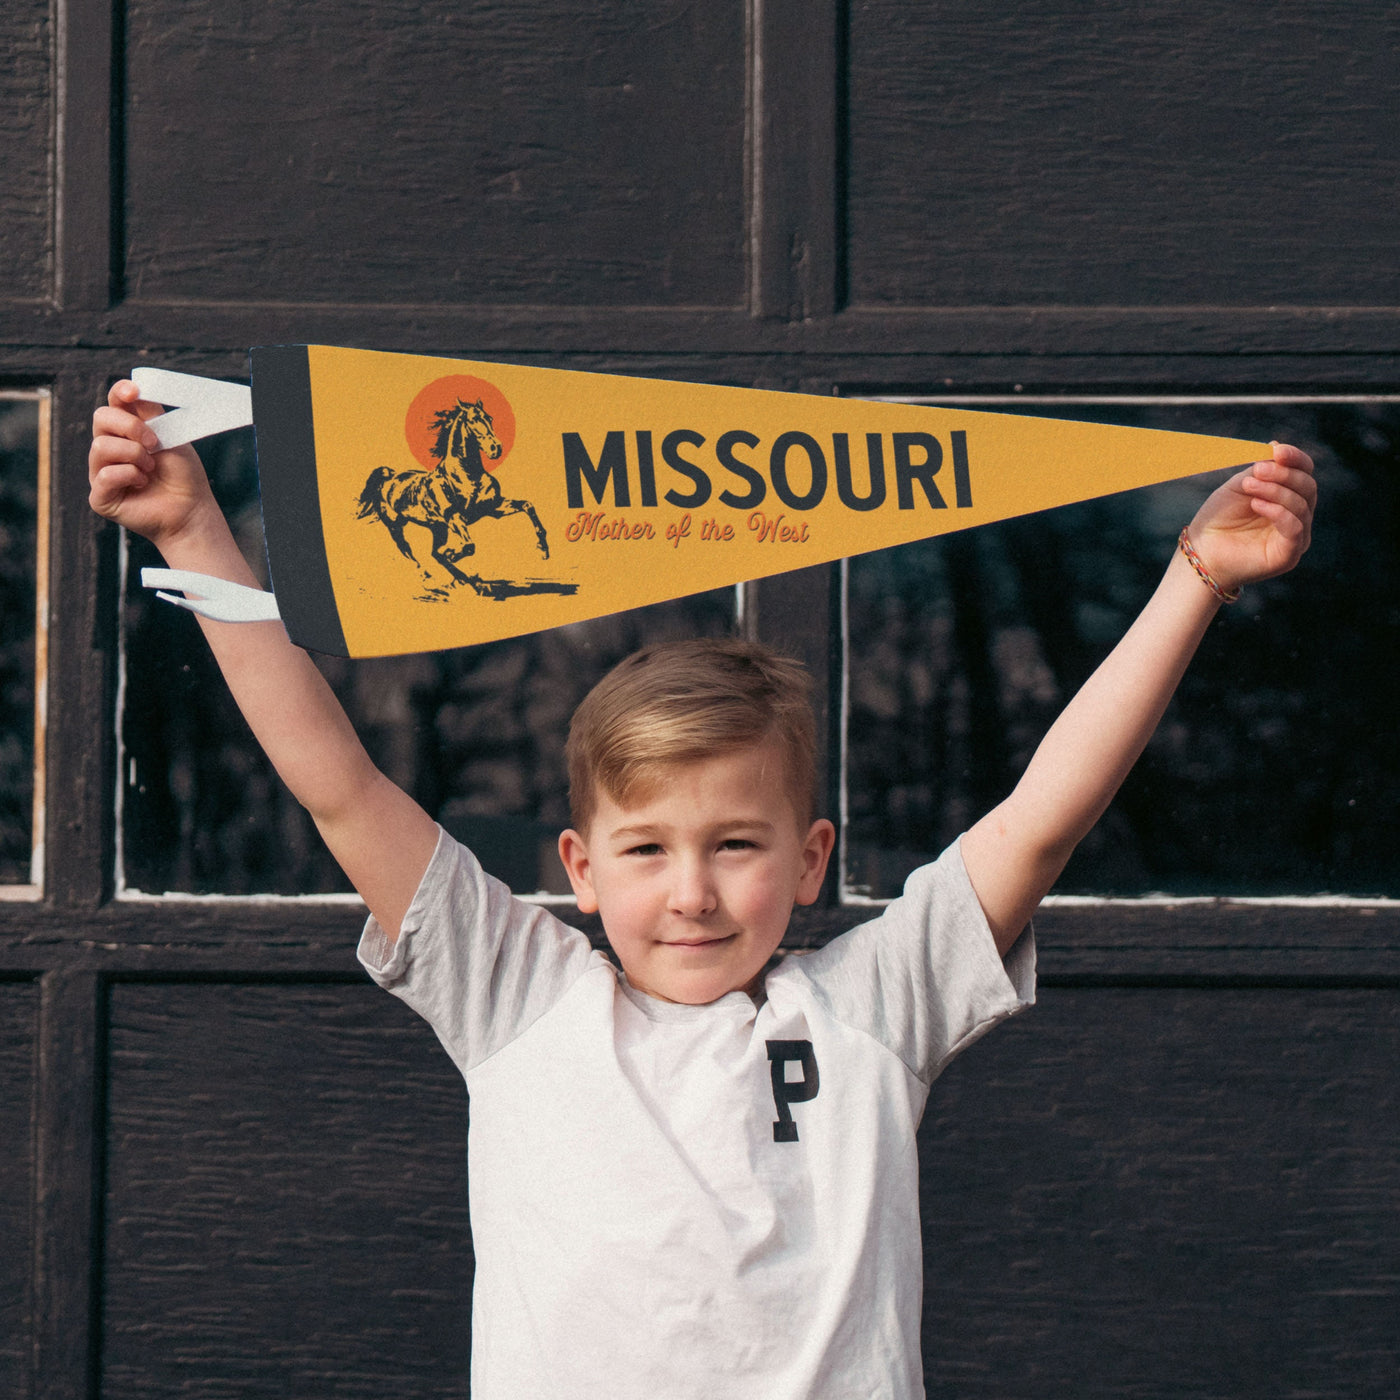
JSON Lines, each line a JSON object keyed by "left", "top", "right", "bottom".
{"left": 558, "top": 743, "right": 834, "bottom": 1005}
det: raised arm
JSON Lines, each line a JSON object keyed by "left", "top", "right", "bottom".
{"left": 90, "top": 379, "right": 438, "bottom": 939}
{"left": 960, "top": 443, "right": 1317, "bottom": 954}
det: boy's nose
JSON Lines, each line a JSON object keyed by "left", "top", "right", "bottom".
{"left": 668, "top": 858, "right": 718, "bottom": 917}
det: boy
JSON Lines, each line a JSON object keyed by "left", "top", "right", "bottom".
{"left": 91, "top": 379, "right": 1315, "bottom": 1397}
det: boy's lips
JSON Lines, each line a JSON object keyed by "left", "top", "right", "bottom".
{"left": 662, "top": 933, "right": 737, "bottom": 948}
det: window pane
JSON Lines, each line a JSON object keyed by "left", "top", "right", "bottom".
{"left": 120, "top": 428, "right": 737, "bottom": 896}
{"left": 844, "top": 401, "right": 1396, "bottom": 899}
{"left": 0, "top": 393, "right": 42, "bottom": 888}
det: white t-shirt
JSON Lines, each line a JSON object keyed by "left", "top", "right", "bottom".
{"left": 359, "top": 828, "right": 1034, "bottom": 1400}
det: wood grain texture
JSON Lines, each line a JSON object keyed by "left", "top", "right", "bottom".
{"left": 4, "top": 897, "right": 1400, "bottom": 980}
{"left": 32, "top": 970, "right": 102, "bottom": 1400}
{"left": 748, "top": 0, "right": 840, "bottom": 318}
{"left": 103, "top": 982, "right": 472, "bottom": 1399}
{"left": 918, "top": 987, "right": 1400, "bottom": 1398}
{"left": 54, "top": 0, "right": 114, "bottom": 311}
{"left": 0, "top": 0, "right": 51, "bottom": 304}
{"left": 97, "top": 981, "right": 1400, "bottom": 1397}
{"left": 0, "top": 980, "right": 38, "bottom": 1399}
{"left": 43, "top": 367, "right": 122, "bottom": 908}
{"left": 121, "top": 0, "right": 746, "bottom": 309}
{"left": 8, "top": 304, "right": 1400, "bottom": 361}
{"left": 846, "top": 0, "right": 1400, "bottom": 309}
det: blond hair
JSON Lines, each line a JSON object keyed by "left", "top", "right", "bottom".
{"left": 566, "top": 638, "right": 817, "bottom": 832}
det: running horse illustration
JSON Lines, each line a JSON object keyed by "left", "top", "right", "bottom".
{"left": 356, "top": 398, "right": 551, "bottom": 590}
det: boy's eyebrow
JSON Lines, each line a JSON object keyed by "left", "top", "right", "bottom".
{"left": 609, "top": 824, "right": 663, "bottom": 841}
{"left": 607, "top": 817, "right": 780, "bottom": 841}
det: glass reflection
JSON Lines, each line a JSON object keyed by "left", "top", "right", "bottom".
{"left": 0, "top": 394, "right": 41, "bottom": 887}
{"left": 845, "top": 401, "right": 1397, "bottom": 898}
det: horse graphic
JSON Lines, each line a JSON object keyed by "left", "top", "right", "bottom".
{"left": 356, "top": 398, "right": 551, "bottom": 590}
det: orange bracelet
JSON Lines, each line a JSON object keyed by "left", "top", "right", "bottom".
{"left": 1178, "top": 527, "right": 1240, "bottom": 603}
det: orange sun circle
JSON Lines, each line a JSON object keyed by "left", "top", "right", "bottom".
{"left": 403, "top": 375, "right": 517, "bottom": 472}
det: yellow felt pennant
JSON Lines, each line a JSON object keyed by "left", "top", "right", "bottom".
{"left": 248, "top": 345, "right": 1265, "bottom": 658}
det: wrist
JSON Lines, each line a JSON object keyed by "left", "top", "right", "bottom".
{"left": 1161, "top": 546, "right": 1227, "bottom": 628}
{"left": 154, "top": 497, "right": 256, "bottom": 586}
{"left": 1177, "top": 526, "right": 1240, "bottom": 604}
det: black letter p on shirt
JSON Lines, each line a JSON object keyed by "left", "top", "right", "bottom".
{"left": 766, "top": 1040, "right": 819, "bottom": 1142}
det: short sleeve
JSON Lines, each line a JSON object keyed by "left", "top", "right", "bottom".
{"left": 357, "top": 827, "right": 603, "bottom": 1074}
{"left": 785, "top": 836, "right": 1035, "bottom": 1085}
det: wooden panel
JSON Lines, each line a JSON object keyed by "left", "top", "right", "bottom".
{"left": 103, "top": 983, "right": 472, "bottom": 1399}
{"left": 32, "top": 969, "right": 103, "bottom": 1400}
{"left": 846, "top": 0, "right": 1400, "bottom": 309}
{"left": 749, "top": 0, "right": 839, "bottom": 318}
{"left": 0, "top": 0, "right": 51, "bottom": 302}
{"left": 919, "top": 988, "right": 1400, "bottom": 1397}
{"left": 96, "top": 980, "right": 1400, "bottom": 1396}
{"left": 7, "top": 895, "right": 1400, "bottom": 982}
{"left": 45, "top": 367, "right": 123, "bottom": 907}
{"left": 55, "top": 0, "right": 115, "bottom": 312}
{"left": 0, "top": 981, "right": 37, "bottom": 1397}
{"left": 121, "top": 0, "right": 746, "bottom": 308}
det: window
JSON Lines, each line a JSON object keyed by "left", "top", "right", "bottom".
{"left": 0, "top": 390, "right": 47, "bottom": 895}
{"left": 844, "top": 397, "right": 1396, "bottom": 899}
{"left": 117, "top": 425, "right": 736, "bottom": 896}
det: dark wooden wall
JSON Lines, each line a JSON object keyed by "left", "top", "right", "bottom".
{"left": 2, "top": 1, "right": 1398, "bottom": 1396}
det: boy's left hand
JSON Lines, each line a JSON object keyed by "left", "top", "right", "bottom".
{"left": 1184, "top": 442, "right": 1317, "bottom": 594}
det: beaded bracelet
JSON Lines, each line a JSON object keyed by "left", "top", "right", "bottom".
{"left": 1178, "top": 527, "right": 1241, "bottom": 603}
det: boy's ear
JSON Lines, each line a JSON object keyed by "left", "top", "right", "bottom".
{"left": 794, "top": 818, "right": 836, "bottom": 906}
{"left": 558, "top": 829, "right": 599, "bottom": 913}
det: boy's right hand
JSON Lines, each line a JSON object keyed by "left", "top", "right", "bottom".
{"left": 90, "top": 379, "right": 219, "bottom": 548}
